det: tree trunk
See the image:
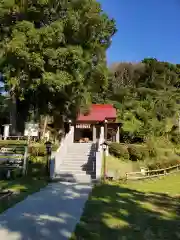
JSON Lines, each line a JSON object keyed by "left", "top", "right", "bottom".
{"left": 9, "top": 92, "right": 17, "bottom": 136}
{"left": 42, "top": 115, "right": 48, "bottom": 139}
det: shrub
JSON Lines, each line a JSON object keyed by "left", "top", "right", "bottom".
{"left": 171, "top": 133, "right": 180, "bottom": 144}
{"left": 28, "top": 144, "right": 46, "bottom": 156}
{"left": 0, "top": 140, "right": 58, "bottom": 156}
{"left": 0, "top": 140, "right": 27, "bottom": 146}
{"left": 109, "top": 143, "right": 129, "bottom": 159}
{"left": 128, "top": 144, "right": 149, "bottom": 161}
{"left": 27, "top": 156, "right": 47, "bottom": 178}
{"left": 146, "top": 139, "right": 157, "bottom": 158}
{"left": 147, "top": 157, "right": 180, "bottom": 170}
{"left": 28, "top": 143, "right": 58, "bottom": 156}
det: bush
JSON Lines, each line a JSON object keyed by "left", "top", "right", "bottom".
{"left": 28, "top": 143, "right": 58, "bottom": 156}
{"left": 127, "top": 144, "right": 149, "bottom": 161}
{"left": 0, "top": 140, "right": 58, "bottom": 156}
{"left": 28, "top": 144, "right": 46, "bottom": 156}
{"left": 171, "top": 133, "right": 180, "bottom": 144}
{"left": 27, "top": 156, "right": 47, "bottom": 178}
{"left": 109, "top": 143, "right": 129, "bottom": 159}
{"left": 146, "top": 139, "right": 157, "bottom": 158}
{"left": 0, "top": 140, "right": 27, "bottom": 146}
{"left": 147, "top": 157, "right": 180, "bottom": 170}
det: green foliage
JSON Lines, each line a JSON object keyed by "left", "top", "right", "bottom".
{"left": 108, "top": 139, "right": 180, "bottom": 173}
{"left": 145, "top": 139, "right": 158, "bottom": 158}
{"left": 170, "top": 126, "right": 180, "bottom": 144}
{"left": 146, "top": 157, "right": 180, "bottom": 171}
{"left": 109, "top": 142, "right": 149, "bottom": 161}
{"left": 0, "top": 140, "right": 58, "bottom": 156}
{"left": 109, "top": 142, "right": 129, "bottom": 159}
{"left": 0, "top": 140, "right": 27, "bottom": 146}
{"left": 27, "top": 156, "right": 47, "bottom": 178}
{"left": 28, "top": 143, "right": 58, "bottom": 156}
{"left": 0, "top": 0, "right": 116, "bottom": 132}
{"left": 28, "top": 145, "right": 46, "bottom": 157}
{"left": 96, "top": 59, "right": 180, "bottom": 143}
{"left": 128, "top": 145, "right": 149, "bottom": 161}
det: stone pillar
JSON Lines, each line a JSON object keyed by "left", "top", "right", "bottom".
{"left": 100, "top": 126, "right": 104, "bottom": 140}
{"left": 93, "top": 125, "right": 96, "bottom": 142}
{"left": 104, "top": 121, "right": 108, "bottom": 141}
{"left": 70, "top": 125, "right": 75, "bottom": 143}
{"left": 3, "top": 124, "right": 10, "bottom": 140}
{"left": 116, "top": 126, "right": 120, "bottom": 143}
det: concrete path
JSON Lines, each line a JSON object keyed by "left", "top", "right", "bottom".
{"left": 0, "top": 182, "right": 92, "bottom": 240}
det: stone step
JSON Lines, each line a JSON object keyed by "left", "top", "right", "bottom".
{"left": 65, "top": 155, "right": 94, "bottom": 158}
{"left": 69, "top": 143, "right": 93, "bottom": 145}
{"left": 60, "top": 162, "right": 94, "bottom": 166}
{"left": 54, "top": 173, "right": 92, "bottom": 183}
{"left": 62, "top": 161, "right": 91, "bottom": 164}
{"left": 57, "top": 169, "right": 94, "bottom": 174}
{"left": 63, "top": 156, "right": 89, "bottom": 159}
{"left": 68, "top": 145, "right": 95, "bottom": 148}
{"left": 63, "top": 158, "right": 95, "bottom": 162}
{"left": 64, "top": 154, "right": 95, "bottom": 158}
{"left": 64, "top": 149, "right": 96, "bottom": 154}
{"left": 68, "top": 146, "right": 96, "bottom": 148}
{"left": 68, "top": 147, "right": 96, "bottom": 150}
{"left": 59, "top": 166, "right": 94, "bottom": 171}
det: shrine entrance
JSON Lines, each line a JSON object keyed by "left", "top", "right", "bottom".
{"left": 73, "top": 104, "right": 121, "bottom": 143}
{"left": 74, "top": 123, "right": 93, "bottom": 143}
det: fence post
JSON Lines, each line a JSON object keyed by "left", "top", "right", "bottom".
{"left": 126, "top": 173, "right": 128, "bottom": 180}
{"left": 23, "top": 145, "right": 28, "bottom": 176}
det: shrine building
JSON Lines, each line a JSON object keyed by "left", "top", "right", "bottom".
{"left": 74, "top": 104, "right": 121, "bottom": 143}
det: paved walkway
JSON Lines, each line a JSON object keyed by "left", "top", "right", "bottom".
{"left": 0, "top": 182, "right": 92, "bottom": 240}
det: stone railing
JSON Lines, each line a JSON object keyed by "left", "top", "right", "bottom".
{"left": 53, "top": 126, "right": 74, "bottom": 176}
{"left": 96, "top": 126, "right": 104, "bottom": 181}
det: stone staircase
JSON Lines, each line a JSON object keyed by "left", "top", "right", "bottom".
{"left": 54, "top": 143, "right": 96, "bottom": 183}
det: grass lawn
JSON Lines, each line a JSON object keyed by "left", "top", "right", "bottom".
{"left": 0, "top": 177, "right": 48, "bottom": 214}
{"left": 72, "top": 174, "right": 180, "bottom": 240}
{"left": 106, "top": 155, "right": 140, "bottom": 178}
{"left": 0, "top": 142, "right": 50, "bottom": 214}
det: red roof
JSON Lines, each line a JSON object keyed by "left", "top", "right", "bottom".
{"left": 77, "top": 104, "right": 116, "bottom": 122}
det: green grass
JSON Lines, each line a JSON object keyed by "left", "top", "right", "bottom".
{"left": 0, "top": 155, "right": 48, "bottom": 214}
{"left": 106, "top": 155, "right": 140, "bottom": 178}
{"left": 0, "top": 177, "right": 48, "bottom": 214}
{"left": 72, "top": 174, "right": 180, "bottom": 240}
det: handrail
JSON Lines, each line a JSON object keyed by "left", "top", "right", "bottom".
{"left": 97, "top": 126, "right": 104, "bottom": 152}
{"left": 95, "top": 126, "right": 104, "bottom": 181}
{"left": 54, "top": 126, "right": 74, "bottom": 173}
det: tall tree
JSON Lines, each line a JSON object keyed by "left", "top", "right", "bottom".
{"left": 105, "top": 59, "right": 180, "bottom": 143}
{"left": 0, "top": 0, "right": 116, "bottom": 134}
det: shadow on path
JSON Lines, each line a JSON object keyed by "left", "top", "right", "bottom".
{"left": 0, "top": 182, "right": 92, "bottom": 240}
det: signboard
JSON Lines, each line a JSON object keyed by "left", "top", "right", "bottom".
{"left": 24, "top": 123, "right": 39, "bottom": 137}
{"left": 76, "top": 124, "right": 91, "bottom": 129}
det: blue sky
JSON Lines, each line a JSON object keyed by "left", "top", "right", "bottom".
{"left": 99, "top": 0, "right": 180, "bottom": 65}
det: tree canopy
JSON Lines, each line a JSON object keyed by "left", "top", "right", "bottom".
{"left": 94, "top": 59, "right": 180, "bottom": 143}
{"left": 0, "top": 0, "right": 116, "bottom": 133}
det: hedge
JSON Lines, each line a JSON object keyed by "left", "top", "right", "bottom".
{"left": 109, "top": 142, "right": 150, "bottom": 161}
{"left": 109, "top": 143, "right": 129, "bottom": 159}
{"left": 0, "top": 140, "right": 27, "bottom": 146}
{"left": 128, "top": 145, "right": 149, "bottom": 161}
{"left": 0, "top": 140, "right": 58, "bottom": 156}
